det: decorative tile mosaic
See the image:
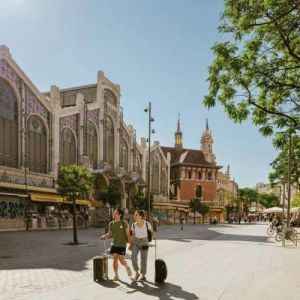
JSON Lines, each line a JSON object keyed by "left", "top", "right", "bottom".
{"left": 0, "top": 59, "right": 50, "bottom": 124}
{"left": 0, "top": 59, "right": 21, "bottom": 92}
{"left": 87, "top": 108, "right": 99, "bottom": 126}
{"left": 60, "top": 114, "right": 78, "bottom": 135}
{"left": 25, "top": 87, "right": 49, "bottom": 123}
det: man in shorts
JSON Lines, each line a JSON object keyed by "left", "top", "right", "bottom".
{"left": 100, "top": 208, "right": 132, "bottom": 281}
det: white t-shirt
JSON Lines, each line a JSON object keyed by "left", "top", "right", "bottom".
{"left": 131, "top": 221, "right": 152, "bottom": 239}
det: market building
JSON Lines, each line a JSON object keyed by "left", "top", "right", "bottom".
{"left": 0, "top": 45, "right": 147, "bottom": 230}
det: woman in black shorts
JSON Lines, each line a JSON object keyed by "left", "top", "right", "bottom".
{"left": 100, "top": 208, "right": 132, "bottom": 280}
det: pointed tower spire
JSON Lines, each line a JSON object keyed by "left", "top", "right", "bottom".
{"left": 177, "top": 113, "right": 181, "bottom": 132}
{"left": 206, "top": 118, "right": 209, "bottom": 131}
{"left": 175, "top": 113, "right": 183, "bottom": 150}
{"left": 201, "top": 118, "right": 216, "bottom": 164}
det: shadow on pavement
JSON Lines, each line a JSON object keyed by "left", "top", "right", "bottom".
{"left": 116, "top": 279, "right": 199, "bottom": 300}
{"left": 0, "top": 224, "right": 272, "bottom": 272}
{"left": 0, "top": 228, "right": 106, "bottom": 271}
{"left": 157, "top": 224, "right": 271, "bottom": 245}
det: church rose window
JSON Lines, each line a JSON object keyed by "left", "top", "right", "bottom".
{"left": 0, "top": 77, "right": 18, "bottom": 168}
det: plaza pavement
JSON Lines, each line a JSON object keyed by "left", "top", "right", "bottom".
{"left": 1, "top": 223, "right": 300, "bottom": 300}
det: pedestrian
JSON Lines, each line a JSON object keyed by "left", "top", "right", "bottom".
{"left": 238, "top": 215, "right": 241, "bottom": 224}
{"left": 100, "top": 208, "right": 132, "bottom": 281}
{"left": 179, "top": 213, "right": 185, "bottom": 230}
{"left": 130, "top": 210, "right": 156, "bottom": 281}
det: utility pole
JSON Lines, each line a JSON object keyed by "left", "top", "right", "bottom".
{"left": 144, "top": 102, "right": 155, "bottom": 221}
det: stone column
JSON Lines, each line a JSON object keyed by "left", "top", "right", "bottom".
{"left": 166, "top": 152, "right": 171, "bottom": 200}
{"left": 97, "top": 71, "right": 104, "bottom": 162}
{"left": 76, "top": 93, "right": 87, "bottom": 165}
{"left": 50, "top": 85, "right": 61, "bottom": 177}
{"left": 141, "top": 137, "right": 147, "bottom": 181}
{"left": 20, "top": 82, "right": 26, "bottom": 169}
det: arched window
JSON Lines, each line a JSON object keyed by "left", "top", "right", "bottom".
{"left": 0, "top": 78, "right": 18, "bottom": 168}
{"left": 119, "top": 137, "right": 128, "bottom": 171}
{"left": 198, "top": 171, "right": 202, "bottom": 180}
{"left": 104, "top": 117, "right": 114, "bottom": 165}
{"left": 26, "top": 115, "right": 47, "bottom": 173}
{"left": 133, "top": 156, "right": 140, "bottom": 171}
{"left": 86, "top": 121, "right": 98, "bottom": 169}
{"left": 60, "top": 128, "right": 76, "bottom": 166}
{"left": 104, "top": 89, "right": 117, "bottom": 106}
{"left": 151, "top": 155, "right": 160, "bottom": 194}
{"left": 196, "top": 185, "right": 202, "bottom": 198}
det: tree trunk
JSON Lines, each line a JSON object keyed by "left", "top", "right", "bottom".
{"left": 72, "top": 197, "right": 78, "bottom": 245}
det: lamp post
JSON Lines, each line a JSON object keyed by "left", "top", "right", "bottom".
{"left": 144, "top": 102, "right": 155, "bottom": 221}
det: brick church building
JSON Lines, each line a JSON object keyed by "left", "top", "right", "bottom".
{"left": 151, "top": 117, "right": 222, "bottom": 207}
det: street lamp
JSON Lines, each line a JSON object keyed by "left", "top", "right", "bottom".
{"left": 144, "top": 102, "right": 155, "bottom": 221}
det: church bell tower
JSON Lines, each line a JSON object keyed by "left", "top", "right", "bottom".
{"left": 175, "top": 114, "right": 183, "bottom": 151}
{"left": 201, "top": 118, "right": 216, "bottom": 164}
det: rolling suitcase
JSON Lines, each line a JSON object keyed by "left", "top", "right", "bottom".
{"left": 154, "top": 238, "right": 167, "bottom": 284}
{"left": 93, "top": 239, "right": 108, "bottom": 282}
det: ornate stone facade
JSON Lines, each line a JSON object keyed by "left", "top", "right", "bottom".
{"left": 0, "top": 45, "right": 148, "bottom": 230}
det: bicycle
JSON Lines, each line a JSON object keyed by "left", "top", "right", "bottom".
{"left": 274, "top": 224, "right": 285, "bottom": 242}
{"left": 267, "top": 223, "right": 276, "bottom": 236}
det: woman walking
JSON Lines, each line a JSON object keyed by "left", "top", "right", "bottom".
{"left": 100, "top": 208, "right": 132, "bottom": 281}
{"left": 130, "top": 210, "right": 156, "bottom": 281}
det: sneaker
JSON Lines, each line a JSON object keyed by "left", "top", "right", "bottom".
{"left": 112, "top": 275, "right": 120, "bottom": 281}
{"left": 139, "top": 275, "right": 146, "bottom": 281}
{"left": 133, "top": 273, "right": 140, "bottom": 281}
{"left": 126, "top": 266, "right": 132, "bottom": 277}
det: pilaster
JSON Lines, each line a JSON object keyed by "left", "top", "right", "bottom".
{"left": 50, "top": 85, "right": 61, "bottom": 177}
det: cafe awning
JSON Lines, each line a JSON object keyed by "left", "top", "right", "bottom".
{"left": 63, "top": 199, "right": 90, "bottom": 206}
{"left": 30, "top": 192, "right": 63, "bottom": 203}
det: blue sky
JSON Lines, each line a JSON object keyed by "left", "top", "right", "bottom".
{"left": 0, "top": 0, "right": 278, "bottom": 187}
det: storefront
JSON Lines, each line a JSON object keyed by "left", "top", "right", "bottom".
{"left": 0, "top": 192, "right": 28, "bottom": 230}
{"left": 28, "top": 192, "right": 90, "bottom": 229}
{"left": 153, "top": 203, "right": 190, "bottom": 224}
{"left": 0, "top": 189, "right": 90, "bottom": 231}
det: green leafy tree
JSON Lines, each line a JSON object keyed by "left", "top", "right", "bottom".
{"left": 57, "top": 164, "right": 94, "bottom": 245}
{"left": 190, "top": 197, "right": 209, "bottom": 224}
{"left": 258, "top": 192, "right": 280, "bottom": 209}
{"left": 100, "top": 185, "right": 122, "bottom": 219}
{"left": 225, "top": 204, "right": 235, "bottom": 221}
{"left": 198, "top": 202, "right": 210, "bottom": 224}
{"left": 204, "top": 0, "right": 300, "bottom": 136}
{"left": 239, "top": 188, "right": 258, "bottom": 214}
{"left": 131, "top": 192, "right": 153, "bottom": 211}
{"left": 269, "top": 134, "right": 300, "bottom": 190}
{"left": 292, "top": 192, "right": 300, "bottom": 208}
{"left": 190, "top": 197, "right": 201, "bottom": 225}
